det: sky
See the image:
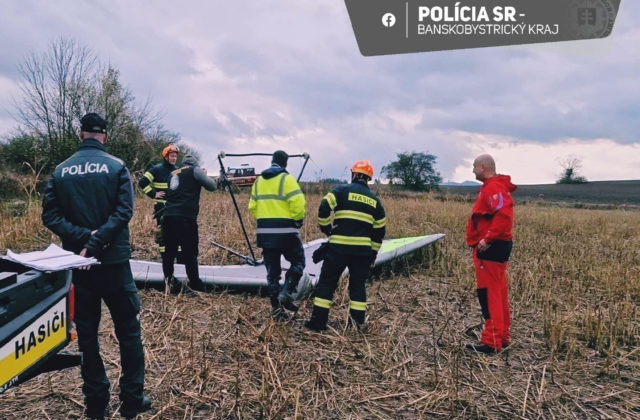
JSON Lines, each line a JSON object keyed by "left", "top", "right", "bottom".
{"left": 0, "top": 1, "right": 638, "bottom": 184}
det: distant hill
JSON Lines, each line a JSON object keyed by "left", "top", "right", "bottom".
{"left": 440, "top": 180, "right": 640, "bottom": 205}
{"left": 440, "top": 180, "right": 480, "bottom": 186}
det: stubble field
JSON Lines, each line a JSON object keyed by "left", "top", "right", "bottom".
{"left": 0, "top": 188, "right": 639, "bottom": 419}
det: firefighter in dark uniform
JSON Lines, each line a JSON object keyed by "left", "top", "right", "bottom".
{"left": 162, "top": 154, "right": 219, "bottom": 293}
{"left": 138, "top": 145, "right": 179, "bottom": 259}
{"left": 248, "top": 151, "right": 306, "bottom": 319}
{"left": 42, "top": 113, "right": 150, "bottom": 419}
{"left": 305, "top": 160, "right": 386, "bottom": 331}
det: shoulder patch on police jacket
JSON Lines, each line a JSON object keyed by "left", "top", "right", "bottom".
{"left": 348, "top": 192, "right": 376, "bottom": 208}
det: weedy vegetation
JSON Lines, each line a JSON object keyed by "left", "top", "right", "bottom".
{"left": 1, "top": 189, "right": 639, "bottom": 418}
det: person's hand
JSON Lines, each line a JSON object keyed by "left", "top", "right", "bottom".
{"left": 78, "top": 248, "right": 92, "bottom": 270}
{"left": 155, "top": 191, "right": 165, "bottom": 199}
{"left": 78, "top": 230, "right": 98, "bottom": 270}
{"left": 477, "top": 239, "right": 490, "bottom": 252}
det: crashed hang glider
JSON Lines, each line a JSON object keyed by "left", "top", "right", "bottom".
{"left": 132, "top": 234, "right": 445, "bottom": 299}
{"left": 132, "top": 150, "right": 445, "bottom": 297}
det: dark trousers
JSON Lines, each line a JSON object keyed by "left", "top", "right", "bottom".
{"left": 73, "top": 263, "right": 144, "bottom": 409}
{"left": 262, "top": 240, "right": 305, "bottom": 306}
{"left": 161, "top": 215, "right": 203, "bottom": 288}
{"left": 311, "top": 251, "right": 371, "bottom": 326}
{"left": 155, "top": 215, "right": 184, "bottom": 263}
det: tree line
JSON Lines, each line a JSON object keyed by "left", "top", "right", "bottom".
{"left": 0, "top": 38, "right": 196, "bottom": 197}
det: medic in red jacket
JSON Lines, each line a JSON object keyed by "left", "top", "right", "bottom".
{"left": 465, "top": 154, "right": 517, "bottom": 354}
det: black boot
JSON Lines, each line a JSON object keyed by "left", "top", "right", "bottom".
{"left": 270, "top": 296, "right": 287, "bottom": 321}
{"left": 188, "top": 277, "right": 207, "bottom": 293}
{"left": 84, "top": 398, "right": 108, "bottom": 420}
{"left": 164, "top": 276, "right": 182, "bottom": 294}
{"left": 278, "top": 274, "right": 301, "bottom": 312}
{"left": 304, "top": 306, "right": 329, "bottom": 332}
{"left": 465, "top": 342, "right": 498, "bottom": 354}
{"left": 348, "top": 308, "right": 366, "bottom": 330}
{"left": 278, "top": 287, "right": 298, "bottom": 312}
{"left": 119, "top": 395, "right": 152, "bottom": 418}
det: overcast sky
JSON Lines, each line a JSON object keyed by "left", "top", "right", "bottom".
{"left": 0, "top": 1, "right": 638, "bottom": 184}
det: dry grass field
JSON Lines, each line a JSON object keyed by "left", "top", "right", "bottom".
{"left": 1, "top": 188, "right": 639, "bottom": 419}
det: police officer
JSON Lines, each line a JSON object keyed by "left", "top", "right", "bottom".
{"left": 42, "top": 113, "right": 150, "bottom": 419}
{"left": 138, "top": 145, "right": 179, "bottom": 260}
{"left": 162, "top": 154, "right": 219, "bottom": 293}
{"left": 305, "top": 160, "right": 386, "bottom": 331}
{"left": 248, "top": 151, "right": 306, "bottom": 319}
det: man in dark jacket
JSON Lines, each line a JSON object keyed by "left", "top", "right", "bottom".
{"left": 305, "top": 160, "right": 386, "bottom": 331}
{"left": 162, "top": 154, "right": 219, "bottom": 293}
{"left": 465, "top": 154, "right": 517, "bottom": 354}
{"left": 42, "top": 113, "right": 150, "bottom": 419}
{"left": 248, "top": 151, "right": 306, "bottom": 319}
{"left": 138, "top": 145, "right": 180, "bottom": 260}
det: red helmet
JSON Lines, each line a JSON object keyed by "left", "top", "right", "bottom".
{"left": 162, "top": 145, "right": 180, "bottom": 159}
{"left": 351, "top": 160, "right": 374, "bottom": 178}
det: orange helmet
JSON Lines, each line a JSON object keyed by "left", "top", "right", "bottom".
{"left": 351, "top": 160, "right": 374, "bottom": 178}
{"left": 162, "top": 145, "right": 180, "bottom": 159}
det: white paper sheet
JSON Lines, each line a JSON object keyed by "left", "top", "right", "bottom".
{"left": 4, "top": 244, "right": 99, "bottom": 271}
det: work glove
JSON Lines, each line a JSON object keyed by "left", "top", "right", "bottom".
{"left": 312, "top": 242, "right": 329, "bottom": 264}
{"left": 319, "top": 224, "right": 331, "bottom": 236}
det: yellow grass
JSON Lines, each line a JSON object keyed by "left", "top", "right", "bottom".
{"left": 1, "top": 188, "right": 639, "bottom": 418}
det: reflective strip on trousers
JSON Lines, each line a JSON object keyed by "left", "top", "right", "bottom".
{"left": 154, "top": 199, "right": 167, "bottom": 204}
{"left": 349, "top": 300, "right": 367, "bottom": 311}
{"left": 256, "top": 227, "right": 300, "bottom": 234}
{"left": 314, "top": 297, "right": 332, "bottom": 308}
{"left": 371, "top": 241, "right": 382, "bottom": 251}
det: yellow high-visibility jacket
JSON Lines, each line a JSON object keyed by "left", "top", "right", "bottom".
{"left": 248, "top": 165, "right": 306, "bottom": 248}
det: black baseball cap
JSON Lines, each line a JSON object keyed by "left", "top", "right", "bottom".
{"left": 80, "top": 113, "right": 107, "bottom": 134}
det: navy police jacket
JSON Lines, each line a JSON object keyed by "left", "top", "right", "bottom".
{"left": 42, "top": 139, "right": 134, "bottom": 264}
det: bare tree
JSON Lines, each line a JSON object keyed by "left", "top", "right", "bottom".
{"left": 10, "top": 38, "right": 179, "bottom": 174}
{"left": 557, "top": 155, "right": 588, "bottom": 184}
{"left": 15, "top": 38, "right": 97, "bottom": 164}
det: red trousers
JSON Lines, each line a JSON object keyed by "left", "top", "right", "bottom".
{"left": 473, "top": 251, "right": 511, "bottom": 350}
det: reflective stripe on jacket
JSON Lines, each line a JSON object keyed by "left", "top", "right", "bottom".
{"left": 248, "top": 165, "right": 306, "bottom": 249}
{"left": 138, "top": 160, "right": 175, "bottom": 220}
{"left": 318, "top": 181, "right": 386, "bottom": 256}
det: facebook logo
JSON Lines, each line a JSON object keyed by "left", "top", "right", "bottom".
{"left": 578, "top": 8, "right": 597, "bottom": 25}
{"left": 382, "top": 13, "right": 396, "bottom": 28}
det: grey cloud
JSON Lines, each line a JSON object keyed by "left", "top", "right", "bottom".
{"left": 0, "top": 1, "right": 638, "bottom": 182}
